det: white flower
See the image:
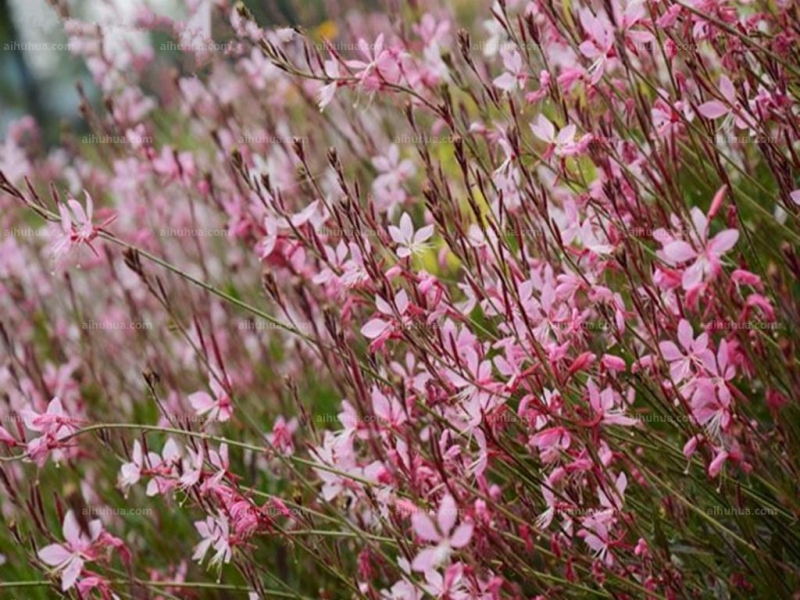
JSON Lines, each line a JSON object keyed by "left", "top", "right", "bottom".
{"left": 389, "top": 213, "right": 434, "bottom": 258}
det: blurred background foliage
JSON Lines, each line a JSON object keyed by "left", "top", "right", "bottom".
{"left": 0, "top": 0, "right": 376, "bottom": 145}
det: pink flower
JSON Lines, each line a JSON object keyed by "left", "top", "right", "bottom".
{"left": 660, "top": 207, "right": 739, "bottom": 290}
{"left": 587, "top": 380, "right": 638, "bottom": 427}
{"left": 318, "top": 59, "right": 341, "bottom": 111}
{"left": 38, "top": 510, "right": 104, "bottom": 591}
{"left": 201, "top": 443, "right": 230, "bottom": 495}
{"left": 389, "top": 213, "right": 434, "bottom": 258}
{"left": 422, "top": 563, "right": 469, "bottom": 598}
{"left": 265, "top": 416, "right": 298, "bottom": 455}
{"left": 530, "top": 115, "right": 588, "bottom": 157}
{"left": 597, "top": 472, "right": 628, "bottom": 514}
{"left": 189, "top": 373, "right": 233, "bottom": 422}
{"left": 691, "top": 341, "right": 736, "bottom": 438}
{"left": 360, "top": 290, "right": 411, "bottom": 348}
{"left": 118, "top": 440, "right": 146, "bottom": 492}
{"left": 530, "top": 427, "right": 571, "bottom": 463}
{"left": 579, "top": 520, "right": 615, "bottom": 565}
{"left": 21, "top": 397, "right": 79, "bottom": 436}
{"left": 193, "top": 514, "right": 233, "bottom": 569}
{"left": 180, "top": 445, "right": 206, "bottom": 488}
{"left": 372, "top": 145, "right": 415, "bottom": 213}
{"left": 658, "top": 319, "right": 714, "bottom": 384}
{"left": 22, "top": 397, "right": 81, "bottom": 467}
{"left": 152, "top": 146, "right": 196, "bottom": 183}
{"left": 345, "top": 34, "right": 403, "bottom": 92}
{"left": 578, "top": 9, "right": 615, "bottom": 84}
{"left": 371, "top": 387, "right": 407, "bottom": 429}
{"left": 145, "top": 438, "right": 182, "bottom": 497}
{"left": 708, "top": 447, "right": 729, "bottom": 478}
{"left": 50, "top": 192, "right": 116, "bottom": 263}
{"left": 411, "top": 494, "right": 473, "bottom": 572}
{"left": 493, "top": 47, "right": 527, "bottom": 92}
{"left": 697, "top": 75, "right": 754, "bottom": 129}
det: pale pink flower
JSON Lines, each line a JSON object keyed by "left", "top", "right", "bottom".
{"left": 658, "top": 319, "right": 714, "bottom": 384}
{"left": 193, "top": 514, "right": 233, "bottom": 569}
{"left": 579, "top": 519, "right": 615, "bottom": 565}
{"left": 22, "top": 397, "right": 81, "bottom": 466}
{"left": 411, "top": 494, "right": 473, "bottom": 572}
{"left": 530, "top": 426, "right": 571, "bottom": 463}
{"left": 422, "top": 563, "right": 469, "bottom": 598}
{"left": 611, "top": 0, "right": 654, "bottom": 46}
{"left": 530, "top": 115, "right": 588, "bottom": 157}
{"left": 389, "top": 213, "right": 435, "bottom": 258}
{"left": 118, "top": 440, "right": 145, "bottom": 492}
{"left": 345, "top": 34, "right": 403, "bottom": 92}
{"left": 578, "top": 9, "right": 615, "bottom": 84}
{"left": 201, "top": 443, "right": 230, "bottom": 495}
{"left": 189, "top": 373, "right": 233, "bottom": 422}
{"left": 38, "top": 511, "right": 104, "bottom": 591}
{"left": 361, "top": 289, "right": 411, "bottom": 344}
{"left": 697, "top": 75, "right": 755, "bottom": 130}
{"left": 152, "top": 146, "right": 196, "bottom": 183}
{"left": 21, "top": 397, "right": 79, "bottom": 437}
{"left": 371, "top": 387, "right": 407, "bottom": 429}
{"left": 660, "top": 207, "right": 739, "bottom": 290}
{"left": 51, "top": 192, "right": 116, "bottom": 263}
{"left": 318, "top": 59, "right": 341, "bottom": 111}
{"left": 691, "top": 341, "right": 736, "bottom": 438}
{"left": 493, "top": 48, "right": 527, "bottom": 92}
{"left": 146, "top": 438, "right": 182, "bottom": 497}
{"left": 372, "top": 145, "right": 415, "bottom": 213}
{"left": 265, "top": 416, "right": 299, "bottom": 455}
{"left": 180, "top": 446, "right": 206, "bottom": 488}
{"left": 587, "top": 380, "right": 638, "bottom": 427}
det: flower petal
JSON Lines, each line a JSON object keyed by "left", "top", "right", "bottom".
{"left": 697, "top": 101, "right": 728, "bottom": 119}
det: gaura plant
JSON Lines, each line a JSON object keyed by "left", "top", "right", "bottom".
{"left": 1, "top": 0, "right": 799, "bottom": 598}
